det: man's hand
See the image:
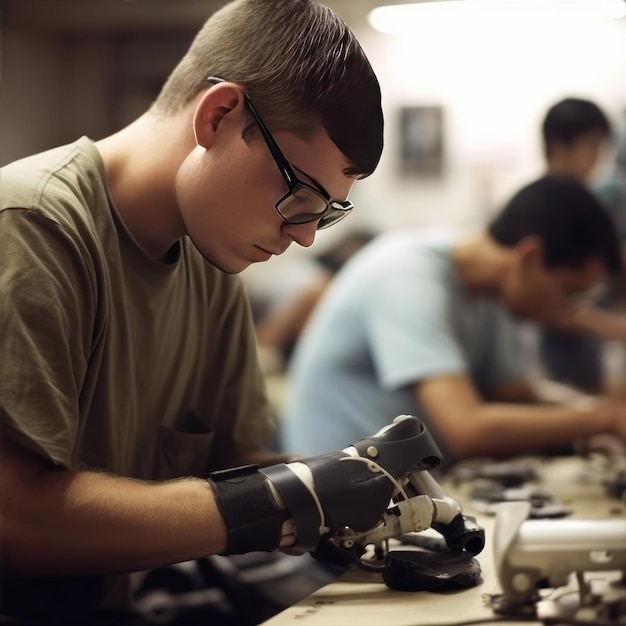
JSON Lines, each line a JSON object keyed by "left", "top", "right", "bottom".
{"left": 550, "top": 305, "right": 626, "bottom": 342}
{"left": 209, "top": 415, "right": 443, "bottom": 555}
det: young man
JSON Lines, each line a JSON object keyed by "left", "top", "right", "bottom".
{"left": 281, "top": 175, "right": 626, "bottom": 463}
{"left": 0, "top": 0, "right": 389, "bottom": 621}
{"left": 542, "top": 97, "right": 612, "bottom": 183}
{"left": 539, "top": 97, "right": 614, "bottom": 392}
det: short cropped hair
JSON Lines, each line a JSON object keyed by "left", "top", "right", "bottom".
{"left": 488, "top": 175, "right": 621, "bottom": 275}
{"left": 152, "top": 0, "right": 384, "bottom": 178}
{"left": 542, "top": 98, "right": 611, "bottom": 158}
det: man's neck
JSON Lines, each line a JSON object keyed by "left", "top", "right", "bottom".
{"left": 452, "top": 233, "right": 511, "bottom": 296}
{"left": 95, "top": 111, "right": 194, "bottom": 261}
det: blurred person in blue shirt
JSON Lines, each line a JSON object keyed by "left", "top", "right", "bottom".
{"left": 281, "top": 175, "right": 626, "bottom": 467}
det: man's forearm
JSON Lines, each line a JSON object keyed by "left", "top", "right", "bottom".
{"left": 460, "top": 400, "right": 615, "bottom": 459}
{"left": 418, "top": 376, "right": 622, "bottom": 461}
{"left": 2, "top": 467, "right": 228, "bottom": 578}
{"left": 527, "top": 377, "right": 597, "bottom": 405}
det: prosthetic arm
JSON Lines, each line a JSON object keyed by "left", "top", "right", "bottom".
{"left": 208, "top": 415, "right": 484, "bottom": 569}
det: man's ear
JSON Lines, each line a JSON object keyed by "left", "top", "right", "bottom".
{"left": 192, "top": 83, "right": 246, "bottom": 149}
{"left": 514, "top": 235, "right": 545, "bottom": 269}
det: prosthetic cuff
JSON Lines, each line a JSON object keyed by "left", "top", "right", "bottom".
{"left": 208, "top": 465, "right": 289, "bottom": 555}
{"left": 261, "top": 416, "right": 445, "bottom": 554}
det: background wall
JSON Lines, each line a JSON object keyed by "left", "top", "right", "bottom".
{"left": 2, "top": 0, "right": 626, "bottom": 292}
{"left": 355, "top": 11, "right": 626, "bottom": 232}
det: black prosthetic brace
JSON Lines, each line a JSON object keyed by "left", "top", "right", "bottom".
{"left": 260, "top": 415, "right": 442, "bottom": 553}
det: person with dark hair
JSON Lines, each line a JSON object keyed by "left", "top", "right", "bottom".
{"left": 281, "top": 175, "right": 626, "bottom": 465}
{"left": 0, "top": 0, "right": 386, "bottom": 622}
{"left": 551, "top": 131, "right": 626, "bottom": 352}
{"left": 539, "top": 97, "right": 615, "bottom": 393}
{"left": 595, "top": 128, "right": 626, "bottom": 259}
{"left": 488, "top": 175, "right": 620, "bottom": 271}
{"left": 542, "top": 97, "right": 612, "bottom": 181}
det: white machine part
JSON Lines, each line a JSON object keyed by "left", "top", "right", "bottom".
{"left": 492, "top": 500, "right": 626, "bottom": 621}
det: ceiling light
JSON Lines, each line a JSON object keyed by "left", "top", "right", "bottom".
{"left": 368, "top": 0, "right": 626, "bottom": 34}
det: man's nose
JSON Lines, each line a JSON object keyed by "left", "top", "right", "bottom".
{"left": 282, "top": 220, "right": 317, "bottom": 248}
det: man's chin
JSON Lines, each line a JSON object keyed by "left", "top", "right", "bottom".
{"left": 212, "top": 259, "right": 252, "bottom": 275}
{"left": 194, "top": 248, "right": 251, "bottom": 274}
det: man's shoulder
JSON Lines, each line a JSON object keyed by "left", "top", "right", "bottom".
{"left": 0, "top": 137, "right": 104, "bottom": 213}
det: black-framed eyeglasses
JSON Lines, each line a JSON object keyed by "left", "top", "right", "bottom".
{"left": 207, "top": 77, "right": 353, "bottom": 230}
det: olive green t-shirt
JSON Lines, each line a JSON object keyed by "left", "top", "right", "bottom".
{"left": 0, "top": 137, "right": 276, "bottom": 617}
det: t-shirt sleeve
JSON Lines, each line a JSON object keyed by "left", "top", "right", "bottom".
{"left": 365, "top": 268, "right": 467, "bottom": 390}
{"left": 0, "top": 208, "right": 95, "bottom": 467}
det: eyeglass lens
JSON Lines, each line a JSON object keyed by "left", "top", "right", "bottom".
{"left": 278, "top": 185, "right": 350, "bottom": 229}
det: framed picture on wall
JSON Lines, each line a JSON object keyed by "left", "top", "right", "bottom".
{"left": 399, "top": 105, "right": 445, "bottom": 177}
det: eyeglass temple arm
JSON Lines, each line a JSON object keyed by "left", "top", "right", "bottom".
{"left": 206, "top": 76, "right": 296, "bottom": 188}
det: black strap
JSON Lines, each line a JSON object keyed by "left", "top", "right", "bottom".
{"left": 208, "top": 465, "right": 289, "bottom": 555}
